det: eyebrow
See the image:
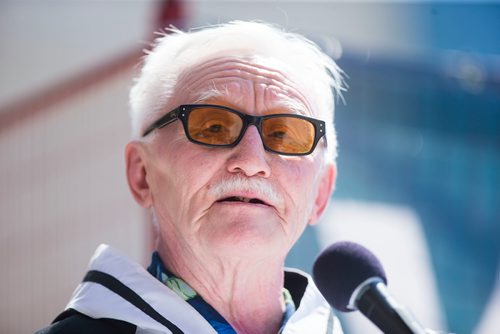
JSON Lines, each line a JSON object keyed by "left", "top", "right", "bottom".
{"left": 191, "top": 88, "right": 227, "bottom": 104}
{"left": 270, "top": 97, "right": 309, "bottom": 115}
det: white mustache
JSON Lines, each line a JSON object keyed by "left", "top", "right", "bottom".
{"left": 209, "top": 177, "right": 283, "bottom": 207}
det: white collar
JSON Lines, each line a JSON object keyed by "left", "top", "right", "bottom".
{"left": 66, "top": 244, "right": 342, "bottom": 334}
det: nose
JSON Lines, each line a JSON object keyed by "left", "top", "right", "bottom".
{"left": 226, "top": 125, "right": 271, "bottom": 177}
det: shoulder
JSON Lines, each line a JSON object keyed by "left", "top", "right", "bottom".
{"left": 34, "top": 309, "right": 137, "bottom": 334}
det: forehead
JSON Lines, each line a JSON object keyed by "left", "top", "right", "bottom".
{"left": 170, "top": 56, "right": 314, "bottom": 115}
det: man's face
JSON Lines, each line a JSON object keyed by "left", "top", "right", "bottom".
{"left": 127, "top": 56, "right": 335, "bottom": 262}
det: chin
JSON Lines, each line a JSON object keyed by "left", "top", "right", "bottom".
{"left": 199, "top": 213, "right": 289, "bottom": 257}
{"left": 209, "top": 224, "right": 287, "bottom": 259}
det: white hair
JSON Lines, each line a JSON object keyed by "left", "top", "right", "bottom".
{"left": 129, "top": 21, "right": 345, "bottom": 162}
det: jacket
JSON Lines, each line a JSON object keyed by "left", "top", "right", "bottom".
{"left": 36, "top": 244, "right": 343, "bottom": 334}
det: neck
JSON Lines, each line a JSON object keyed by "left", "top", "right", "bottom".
{"left": 157, "top": 244, "right": 286, "bottom": 334}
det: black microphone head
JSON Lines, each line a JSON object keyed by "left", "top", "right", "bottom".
{"left": 312, "top": 241, "right": 387, "bottom": 312}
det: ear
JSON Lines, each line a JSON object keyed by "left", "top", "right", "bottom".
{"left": 308, "top": 164, "right": 336, "bottom": 226}
{"left": 125, "top": 141, "right": 153, "bottom": 208}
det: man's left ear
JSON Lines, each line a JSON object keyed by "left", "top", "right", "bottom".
{"left": 309, "top": 164, "right": 336, "bottom": 225}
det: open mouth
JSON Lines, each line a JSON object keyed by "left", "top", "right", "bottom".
{"left": 217, "top": 196, "right": 267, "bottom": 205}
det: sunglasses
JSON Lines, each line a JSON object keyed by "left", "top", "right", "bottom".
{"left": 142, "top": 104, "right": 326, "bottom": 156}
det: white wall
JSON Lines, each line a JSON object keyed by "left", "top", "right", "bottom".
{"left": 0, "top": 71, "right": 146, "bottom": 333}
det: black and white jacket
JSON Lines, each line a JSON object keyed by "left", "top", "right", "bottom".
{"left": 36, "top": 244, "right": 343, "bottom": 334}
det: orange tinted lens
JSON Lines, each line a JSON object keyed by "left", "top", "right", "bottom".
{"left": 187, "top": 107, "right": 243, "bottom": 145}
{"left": 262, "top": 116, "right": 315, "bottom": 154}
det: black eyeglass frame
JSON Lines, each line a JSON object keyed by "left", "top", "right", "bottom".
{"left": 142, "top": 104, "right": 327, "bottom": 156}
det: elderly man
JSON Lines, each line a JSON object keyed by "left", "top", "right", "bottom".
{"left": 37, "top": 21, "right": 345, "bottom": 334}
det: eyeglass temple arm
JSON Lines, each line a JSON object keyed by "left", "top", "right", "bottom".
{"left": 142, "top": 108, "right": 180, "bottom": 137}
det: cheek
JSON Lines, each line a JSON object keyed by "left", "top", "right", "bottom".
{"left": 283, "top": 159, "right": 320, "bottom": 198}
{"left": 153, "top": 142, "right": 222, "bottom": 203}
{"left": 280, "top": 159, "right": 323, "bottom": 221}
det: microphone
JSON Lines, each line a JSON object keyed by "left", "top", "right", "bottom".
{"left": 313, "top": 241, "right": 427, "bottom": 334}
